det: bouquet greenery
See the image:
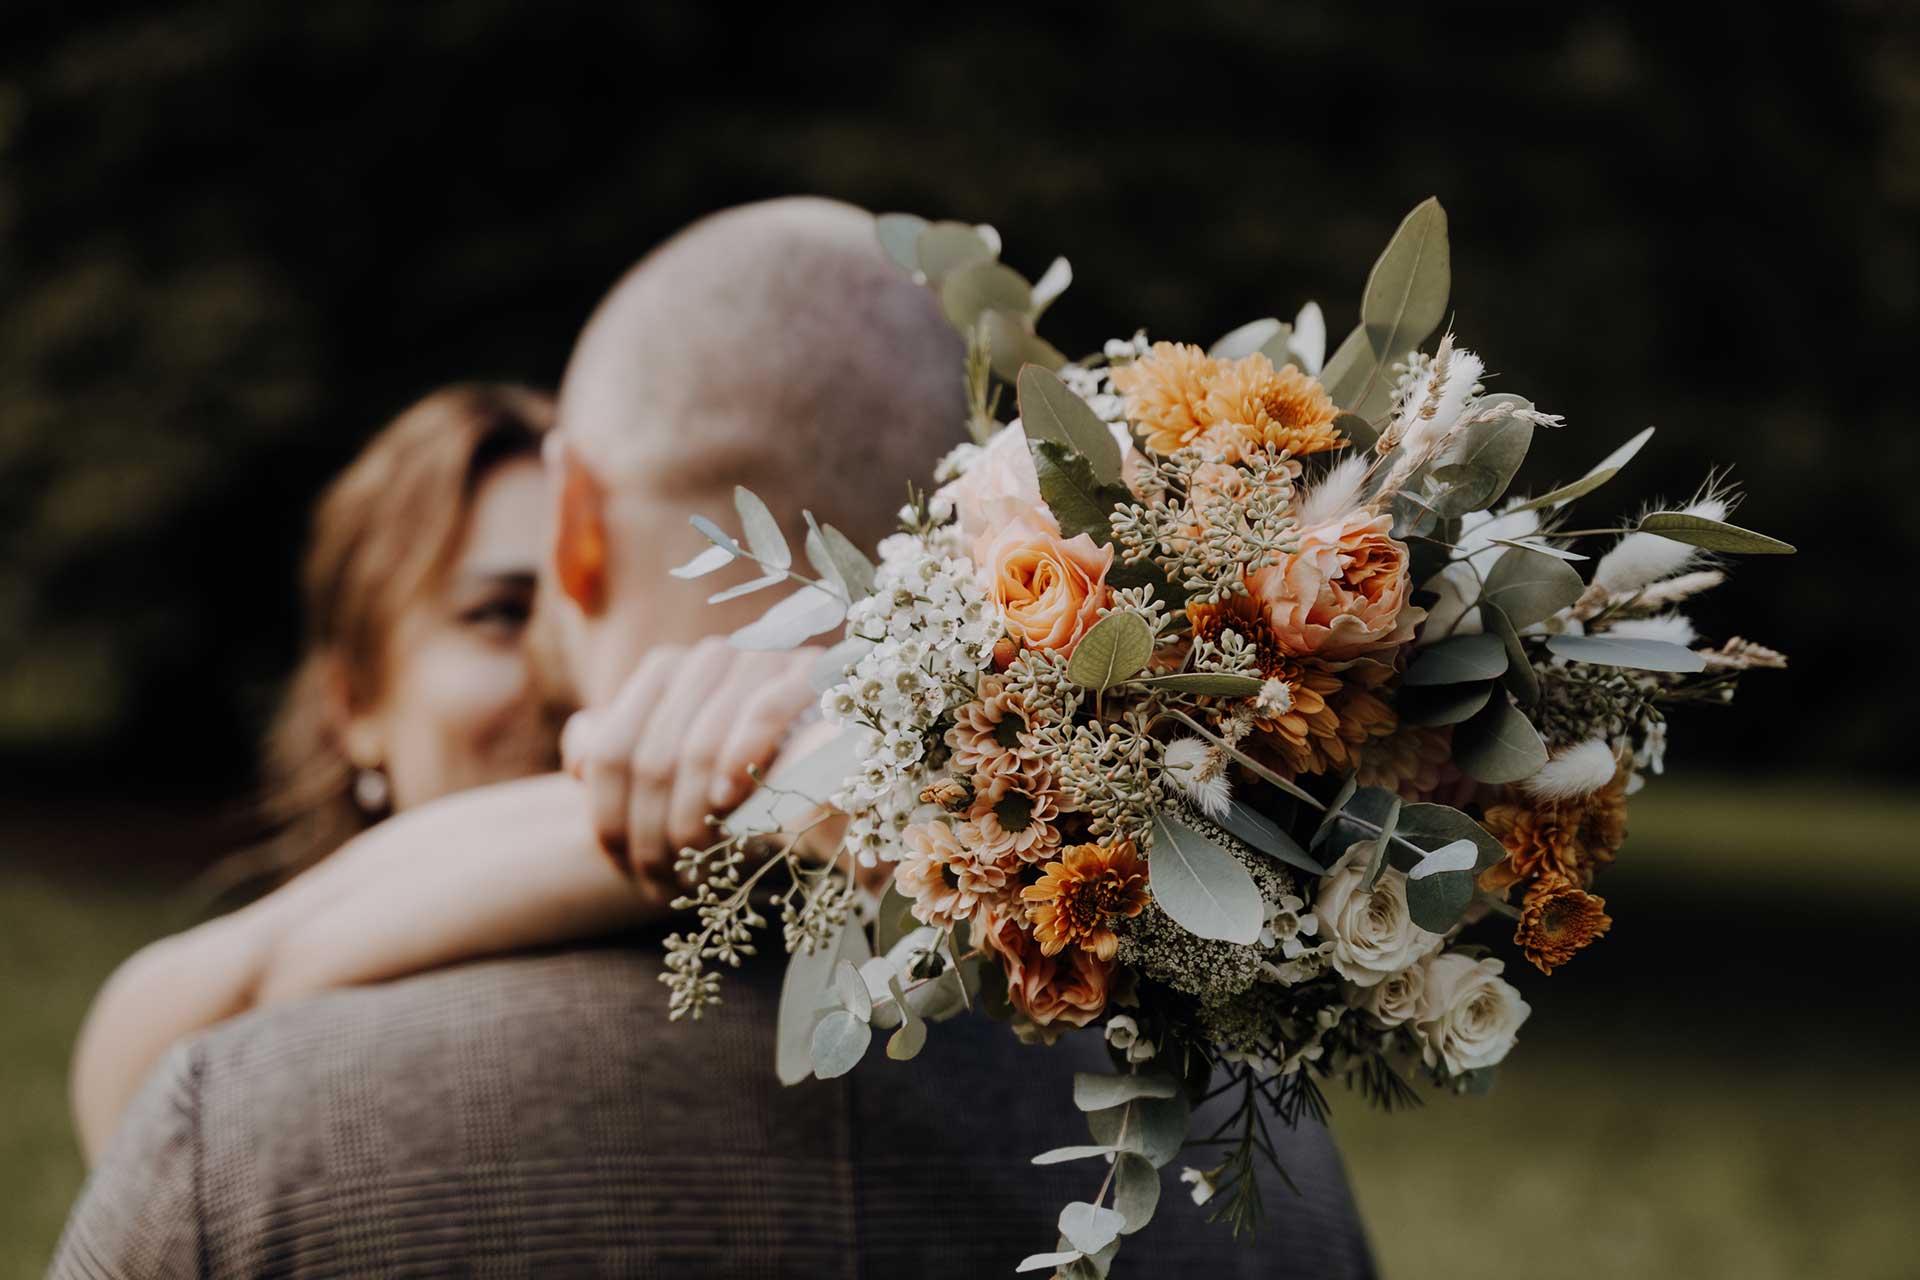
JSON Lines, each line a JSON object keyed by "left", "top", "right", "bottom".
{"left": 660, "top": 200, "right": 1792, "bottom": 1276}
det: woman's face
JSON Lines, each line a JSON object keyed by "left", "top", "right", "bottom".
{"left": 359, "top": 456, "right": 563, "bottom": 811}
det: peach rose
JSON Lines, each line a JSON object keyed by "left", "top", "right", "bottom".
{"left": 1247, "top": 510, "right": 1423, "bottom": 659}
{"left": 978, "top": 909, "right": 1111, "bottom": 1032}
{"left": 977, "top": 515, "right": 1113, "bottom": 653}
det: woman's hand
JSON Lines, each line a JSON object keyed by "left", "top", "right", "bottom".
{"left": 563, "top": 639, "right": 823, "bottom": 890}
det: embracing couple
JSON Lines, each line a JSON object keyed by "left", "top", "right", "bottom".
{"left": 53, "top": 199, "right": 1375, "bottom": 1278}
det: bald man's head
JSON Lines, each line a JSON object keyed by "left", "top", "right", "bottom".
{"left": 562, "top": 197, "right": 964, "bottom": 545}
{"left": 550, "top": 197, "right": 966, "bottom": 703}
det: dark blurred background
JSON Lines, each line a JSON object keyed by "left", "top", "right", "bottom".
{"left": 1, "top": 4, "right": 1916, "bottom": 1277}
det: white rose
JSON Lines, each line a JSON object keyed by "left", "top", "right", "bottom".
{"left": 936, "top": 419, "right": 1137, "bottom": 549}
{"left": 1356, "top": 962, "right": 1425, "bottom": 1029}
{"left": 1412, "top": 952, "right": 1531, "bottom": 1076}
{"left": 1313, "top": 845, "right": 1446, "bottom": 988}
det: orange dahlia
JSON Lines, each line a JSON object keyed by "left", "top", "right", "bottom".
{"left": 1477, "top": 799, "right": 1586, "bottom": 894}
{"left": 1516, "top": 879, "right": 1613, "bottom": 974}
{"left": 1356, "top": 723, "right": 1456, "bottom": 802}
{"left": 1186, "top": 594, "right": 1397, "bottom": 777}
{"left": 1110, "top": 342, "right": 1220, "bottom": 455}
{"left": 1021, "top": 841, "right": 1150, "bottom": 960}
{"left": 1198, "top": 352, "right": 1345, "bottom": 462}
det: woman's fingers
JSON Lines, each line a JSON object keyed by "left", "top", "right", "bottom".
{"left": 711, "top": 651, "right": 824, "bottom": 812}
{"left": 582, "top": 646, "right": 680, "bottom": 872}
{"left": 631, "top": 638, "right": 736, "bottom": 863}
{"left": 663, "top": 651, "right": 778, "bottom": 853}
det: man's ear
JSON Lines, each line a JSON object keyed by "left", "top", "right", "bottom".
{"left": 554, "top": 442, "right": 609, "bottom": 616}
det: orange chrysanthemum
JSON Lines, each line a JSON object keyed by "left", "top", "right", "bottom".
{"left": 1356, "top": 723, "right": 1456, "bottom": 802}
{"left": 1186, "top": 594, "right": 1397, "bottom": 777}
{"left": 1199, "top": 353, "right": 1345, "bottom": 462}
{"left": 1516, "top": 879, "right": 1613, "bottom": 974}
{"left": 1021, "top": 841, "right": 1150, "bottom": 960}
{"left": 1479, "top": 768, "right": 1629, "bottom": 895}
{"left": 1110, "top": 342, "right": 1220, "bottom": 455}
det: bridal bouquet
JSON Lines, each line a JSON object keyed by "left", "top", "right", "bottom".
{"left": 661, "top": 200, "right": 1792, "bottom": 1275}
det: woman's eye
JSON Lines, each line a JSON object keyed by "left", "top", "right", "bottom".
{"left": 460, "top": 599, "right": 533, "bottom": 634}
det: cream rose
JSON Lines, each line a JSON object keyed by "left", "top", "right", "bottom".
{"left": 1356, "top": 962, "right": 1425, "bottom": 1029}
{"left": 977, "top": 514, "right": 1113, "bottom": 653}
{"left": 1412, "top": 952, "right": 1531, "bottom": 1076}
{"left": 1246, "top": 509, "right": 1424, "bottom": 659}
{"left": 1313, "top": 844, "right": 1446, "bottom": 987}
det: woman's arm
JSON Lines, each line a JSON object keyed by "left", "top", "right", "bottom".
{"left": 69, "top": 773, "right": 648, "bottom": 1162}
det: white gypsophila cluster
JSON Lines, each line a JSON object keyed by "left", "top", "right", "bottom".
{"left": 820, "top": 530, "right": 1001, "bottom": 864}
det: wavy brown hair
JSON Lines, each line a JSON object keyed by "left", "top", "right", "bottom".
{"left": 244, "top": 384, "right": 557, "bottom": 885}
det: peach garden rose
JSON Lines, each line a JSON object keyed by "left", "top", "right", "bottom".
{"left": 977, "top": 514, "right": 1113, "bottom": 654}
{"left": 1247, "top": 508, "right": 1424, "bottom": 660}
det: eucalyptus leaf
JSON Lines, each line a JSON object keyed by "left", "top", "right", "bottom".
{"left": 1256, "top": 324, "right": 1296, "bottom": 369}
{"left": 1146, "top": 813, "right": 1264, "bottom": 944}
{"left": 875, "top": 212, "right": 929, "bottom": 274}
{"left": 1031, "top": 1145, "right": 1119, "bottom": 1166}
{"left": 1210, "top": 317, "right": 1285, "bottom": 360}
{"left": 1396, "top": 679, "right": 1494, "bottom": 727}
{"left": 1030, "top": 256, "right": 1074, "bottom": 317}
{"left": 1481, "top": 602, "right": 1539, "bottom": 706}
{"left": 803, "top": 512, "right": 876, "bottom": 600}
{"left": 775, "top": 916, "right": 868, "bottom": 1085}
{"left": 1059, "top": 1203, "right": 1125, "bottom": 1255}
{"left": 1426, "top": 394, "right": 1534, "bottom": 514}
{"left": 1547, "top": 634, "right": 1707, "bottom": 673}
{"left": 1016, "top": 1252, "right": 1084, "bottom": 1273}
{"left": 886, "top": 1014, "right": 928, "bottom": 1060}
{"left": 1088, "top": 1094, "right": 1191, "bottom": 1169}
{"left": 730, "top": 584, "right": 846, "bottom": 650}
{"left": 1320, "top": 324, "right": 1373, "bottom": 411}
{"left": 1406, "top": 838, "right": 1479, "bottom": 879}
{"left": 1389, "top": 487, "right": 1443, "bottom": 540}
{"left": 1310, "top": 774, "right": 1360, "bottom": 851}
{"left": 1405, "top": 868, "right": 1478, "bottom": 933}
{"left": 1332, "top": 411, "right": 1378, "bottom": 454}
{"left": 983, "top": 309, "right": 1067, "bottom": 380}
{"left": 1635, "top": 512, "right": 1795, "bottom": 554}
{"left": 1453, "top": 692, "right": 1549, "bottom": 784}
{"left": 1390, "top": 802, "right": 1507, "bottom": 872}
{"left": 1019, "top": 366, "right": 1124, "bottom": 484}
{"left": 916, "top": 221, "right": 994, "bottom": 285}
{"left": 872, "top": 882, "right": 919, "bottom": 958}
{"left": 1360, "top": 796, "right": 1403, "bottom": 889}
{"left": 1114, "top": 1153, "right": 1161, "bottom": 1235}
{"left": 942, "top": 259, "right": 1032, "bottom": 332}
{"left": 1404, "top": 633, "right": 1508, "bottom": 685}
{"left": 1129, "top": 672, "right": 1263, "bottom": 696}
{"left": 1481, "top": 548, "right": 1584, "bottom": 630}
{"left": 832, "top": 959, "right": 872, "bottom": 1022}
{"left": 1489, "top": 537, "right": 1588, "bottom": 562}
{"left": 707, "top": 570, "right": 787, "bottom": 605}
{"left": 669, "top": 545, "right": 735, "bottom": 579}
{"left": 1216, "top": 798, "right": 1323, "bottom": 874}
{"left": 733, "top": 486, "right": 791, "bottom": 569}
{"left": 808, "top": 1009, "right": 872, "bottom": 1080}
{"left": 1073, "top": 1072, "right": 1179, "bottom": 1111}
{"left": 689, "top": 513, "right": 747, "bottom": 556}
{"left": 1512, "top": 426, "right": 1655, "bottom": 513}
{"left": 1350, "top": 198, "right": 1451, "bottom": 419}
{"left": 1066, "top": 612, "right": 1155, "bottom": 691}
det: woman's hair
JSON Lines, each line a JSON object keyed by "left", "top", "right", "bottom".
{"left": 252, "top": 383, "right": 556, "bottom": 883}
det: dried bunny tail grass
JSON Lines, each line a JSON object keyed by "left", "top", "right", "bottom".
{"left": 1601, "top": 613, "right": 1697, "bottom": 646}
{"left": 1162, "top": 735, "right": 1232, "bottom": 820}
{"left": 1596, "top": 472, "right": 1746, "bottom": 596}
{"left": 1699, "top": 636, "right": 1788, "bottom": 671}
{"left": 1628, "top": 569, "right": 1726, "bottom": 609}
{"left": 1295, "top": 453, "right": 1371, "bottom": 529}
{"left": 1520, "top": 738, "right": 1620, "bottom": 802}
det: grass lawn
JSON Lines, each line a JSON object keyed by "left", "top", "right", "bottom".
{"left": 2, "top": 779, "right": 1915, "bottom": 1279}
